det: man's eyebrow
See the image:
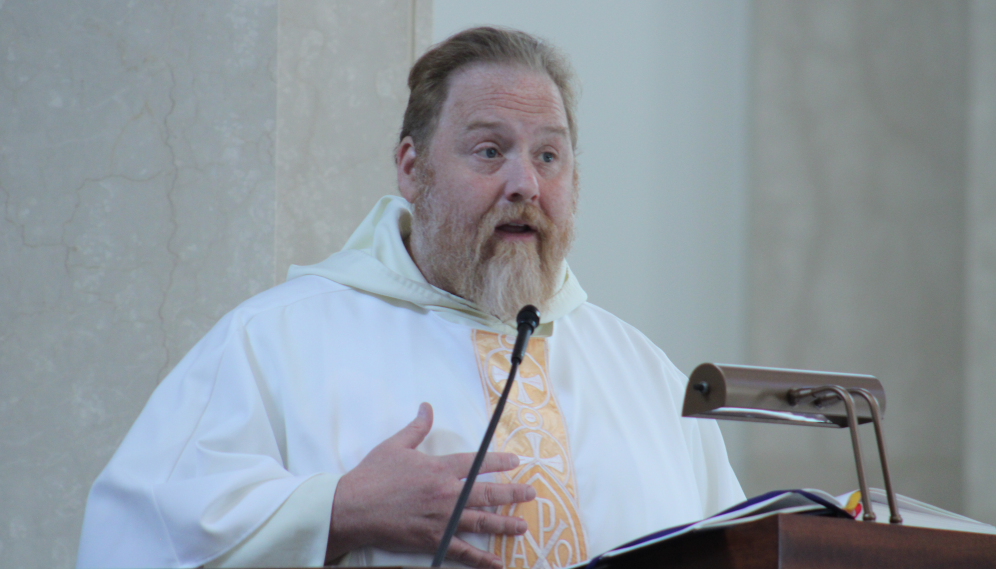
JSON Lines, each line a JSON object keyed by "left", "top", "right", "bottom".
{"left": 539, "top": 125, "right": 570, "bottom": 137}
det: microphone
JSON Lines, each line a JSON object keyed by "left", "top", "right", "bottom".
{"left": 431, "top": 305, "right": 541, "bottom": 567}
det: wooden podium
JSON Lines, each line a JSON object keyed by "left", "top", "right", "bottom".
{"left": 284, "top": 515, "right": 996, "bottom": 569}
{"left": 590, "top": 514, "right": 996, "bottom": 569}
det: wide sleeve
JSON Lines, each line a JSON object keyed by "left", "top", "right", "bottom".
{"left": 205, "top": 473, "right": 339, "bottom": 568}
{"left": 77, "top": 307, "right": 324, "bottom": 568}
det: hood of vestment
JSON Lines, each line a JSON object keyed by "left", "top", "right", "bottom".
{"left": 286, "top": 195, "right": 587, "bottom": 336}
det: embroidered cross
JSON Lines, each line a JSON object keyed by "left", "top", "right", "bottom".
{"left": 490, "top": 364, "right": 545, "bottom": 405}
{"left": 517, "top": 431, "right": 564, "bottom": 473}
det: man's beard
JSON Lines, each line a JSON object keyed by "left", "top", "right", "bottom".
{"left": 408, "top": 164, "right": 576, "bottom": 323}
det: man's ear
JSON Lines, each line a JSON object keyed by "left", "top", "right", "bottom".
{"left": 396, "top": 136, "right": 418, "bottom": 202}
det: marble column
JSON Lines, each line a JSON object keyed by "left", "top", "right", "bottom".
{"left": 0, "top": 2, "right": 278, "bottom": 565}
{"left": 276, "top": 0, "right": 432, "bottom": 279}
{"left": 964, "top": 0, "right": 996, "bottom": 524}
{"left": 0, "top": 0, "right": 431, "bottom": 565}
{"left": 746, "top": 0, "right": 969, "bottom": 513}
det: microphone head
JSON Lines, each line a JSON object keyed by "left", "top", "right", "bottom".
{"left": 516, "top": 305, "right": 541, "bottom": 332}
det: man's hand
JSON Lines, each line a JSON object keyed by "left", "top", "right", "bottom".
{"left": 325, "top": 403, "right": 535, "bottom": 568}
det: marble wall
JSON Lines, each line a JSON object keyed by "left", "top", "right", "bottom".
{"left": 0, "top": 1, "right": 429, "bottom": 565}
{"left": 745, "top": 0, "right": 973, "bottom": 514}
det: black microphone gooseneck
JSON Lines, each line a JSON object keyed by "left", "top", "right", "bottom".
{"left": 431, "top": 305, "right": 541, "bottom": 567}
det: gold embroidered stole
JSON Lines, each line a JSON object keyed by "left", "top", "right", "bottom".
{"left": 473, "top": 331, "right": 588, "bottom": 569}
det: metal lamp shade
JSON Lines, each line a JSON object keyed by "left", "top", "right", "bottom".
{"left": 682, "top": 363, "right": 886, "bottom": 427}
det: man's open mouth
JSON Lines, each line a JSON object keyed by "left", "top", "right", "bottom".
{"left": 496, "top": 222, "right": 536, "bottom": 234}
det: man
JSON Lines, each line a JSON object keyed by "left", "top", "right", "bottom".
{"left": 77, "top": 27, "right": 744, "bottom": 569}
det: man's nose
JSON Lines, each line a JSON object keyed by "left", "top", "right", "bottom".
{"left": 503, "top": 155, "right": 540, "bottom": 203}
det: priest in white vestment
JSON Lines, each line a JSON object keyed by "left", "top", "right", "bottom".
{"left": 77, "top": 26, "right": 744, "bottom": 569}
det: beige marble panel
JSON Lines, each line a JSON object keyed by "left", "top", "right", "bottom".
{"left": 965, "top": 0, "right": 996, "bottom": 524}
{"left": 0, "top": 1, "right": 277, "bottom": 565}
{"left": 275, "top": 0, "right": 432, "bottom": 280}
{"left": 746, "top": 0, "right": 969, "bottom": 512}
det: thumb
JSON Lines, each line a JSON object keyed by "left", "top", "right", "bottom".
{"left": 387, "top": 402, "right": 433, "bottom": 449}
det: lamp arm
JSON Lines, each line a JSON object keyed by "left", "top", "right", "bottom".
{"left": 848, "top": 388, "right": 902, "bottom": 524}
{"left": 789, "top": 385, "right": 875, "bottom": 522}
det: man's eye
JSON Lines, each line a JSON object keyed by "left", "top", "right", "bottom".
{"left": 541, "top": 152, "right": 555, "bottom": 163}
{"left": 482, "top": 148, "right": 499, "bottom": 159}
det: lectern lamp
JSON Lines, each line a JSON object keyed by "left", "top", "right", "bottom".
{"left": 681, "top": 363, "right": 902, "bottom": 525}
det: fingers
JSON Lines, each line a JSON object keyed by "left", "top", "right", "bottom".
{"left": 445, "top": 451, "right": 520, "bottom": 477}
{"left": 466, "top": 482, "right": 536, "bottom": 508}
{"left": 458, "top": 508, "right": 529, "bottom": 536}
{"left": 384, "top": 402, "right": 433, "bottom": 449}
{"left": 446, "top": 536, "right": 505, "bottom": 569}
{"left": 479, "top": 451, "right": 520, "bottom": 474}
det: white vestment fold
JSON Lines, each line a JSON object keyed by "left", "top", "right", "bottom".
{"left": 77, "top": 196, "right": 744, "bottom": 568}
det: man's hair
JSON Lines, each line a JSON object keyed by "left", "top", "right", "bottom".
{"left": 400, "top": 26, "right": 579, "bottom": 155}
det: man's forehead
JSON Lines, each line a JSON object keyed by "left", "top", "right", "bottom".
{"left": 463, "top": 119, "right": 569, "bottom": 138}
{"left": 440, "top": 64, "right": 569, "bottom": 132}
